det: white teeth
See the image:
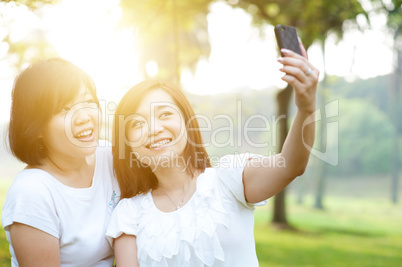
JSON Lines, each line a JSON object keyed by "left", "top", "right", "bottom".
{"left": 149, "top": 139, "right": 171, "bottom": 149}
{"left": 75, "top": 130, "right": 92, "bottom": 138}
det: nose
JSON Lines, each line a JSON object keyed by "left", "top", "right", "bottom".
{"left": 147, "top": 119, "right": 163, "bottom": 137}
{"left": 73, "top": 106, "right": 92, "bottom": 125}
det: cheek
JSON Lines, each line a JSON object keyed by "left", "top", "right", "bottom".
{"left": 64, "top": 113, "right": 80, "bottom": 142}
{"left": 42, "top": 118, "right": 68, "bottom": 146}
{"left": 173, "top": 119, "right": 187, "bottom": 141}
{"left": 127, "top": 128, "right": 147, "bottom": 148}
{"left": 172, "top": 124, "right": 188, "bottom": 151}
{"left": 169, "top": 115, "right": 185, "bottom": 133}
{"left": 83, "top": 108, "right": 101, "bottom": 131}
{"left": 92, "top": 109, "right": 101, "bottom": 125}
{"left": 51, "top": 117, "right": 69, "bottom": 137}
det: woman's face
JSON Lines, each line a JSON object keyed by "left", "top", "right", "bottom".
{"left": 126, "top": 88, "right": 188, "bottom": 170}
{"left": 41, "top": 84, "right": 100, "bottom": 161}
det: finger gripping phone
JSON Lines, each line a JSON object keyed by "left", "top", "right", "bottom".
{"left": 274, "top": 25, "right": 302, "bottom": 56}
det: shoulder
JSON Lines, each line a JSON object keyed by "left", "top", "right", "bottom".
{"left": 94, "top": 140, "right": 121, "bottom": 203}
{"left": 216, "top": 153, "right": 262, "bottom": 170}
{"left": 211, "top": 153, "right": 264, "bottom": 209}
{"left": 106, "top": 194, "right": 149, "bottom": 246}
{"left": 107, "top": 193, "right": 148, "bottom": 239}
{"left": 95, "top": 140, "right": 112, "bottom": 162}
{"left": 115, "top": 193, "right": 147, "bottom": 212}
{"left": 2, "top": 169, "right": 60, "bottom": 235}
{"left": 110, "top": 193, "right": 153, "bottom": 222}
{"left": 213, "top": 153, "right": 262, "bottom": 180}
{"left": 6, "top": 169, "right": 56, "bottom": 196}
{"left": 94, "top": 140, "right": 114, "bottom": 179}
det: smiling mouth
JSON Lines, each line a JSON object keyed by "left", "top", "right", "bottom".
{"left": 147, "top": 139, "right": 172, "bottom": 149}
{"left": 74, "top": 129, "right": 93, "bottom": 139}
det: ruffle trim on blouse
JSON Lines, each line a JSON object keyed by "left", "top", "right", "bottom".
{"left": 133, "top": 170, "right": 230, "bottom": 267}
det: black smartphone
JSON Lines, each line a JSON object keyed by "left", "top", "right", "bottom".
{"left": 274, "top": 25, "right": 302, "bottom": 56}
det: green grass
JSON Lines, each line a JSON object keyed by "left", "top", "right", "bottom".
{"left": 254, "top": 196, "right": 402, "bottom": 267}
{"left": 0, "top": 179, "right": 401, "bottom": 266}
{"left": 0, "top": 179, "right": 11, "bottom": 267}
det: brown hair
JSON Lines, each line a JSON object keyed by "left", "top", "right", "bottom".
{"left": 8, "top": 58, "right": 99, "bottom": 165}
{"left": 113, "top": 80, "right": 211, "bottom": 199}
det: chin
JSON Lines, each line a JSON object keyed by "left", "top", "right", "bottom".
{"left": 78, "top": 144, "right": 98, "bottom": 156}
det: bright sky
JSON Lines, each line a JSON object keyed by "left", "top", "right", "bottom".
{"left": 0, "top": 0, "right": 395, "bottom": 124}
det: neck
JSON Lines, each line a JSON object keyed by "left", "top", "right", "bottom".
{"left": 39, "top": 152, "right": 96, "bottom": 188}
{"left": 46, "top": 152, "right": 89, "bottom": 172}
{"left": 154, "top": 166, "right": 194, "bottom": 191}
{"left": 151, "top": 164, "right": 201, "bottom": 212}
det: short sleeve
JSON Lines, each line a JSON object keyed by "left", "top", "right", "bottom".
{"left": 1, "top": 172, "right": 59, "bottom": 238}
{"left": 215, "top": 153, "right": 266, "bottom": 209}
{"left": 106, "top": 198, "right": 139, "bottom": 247}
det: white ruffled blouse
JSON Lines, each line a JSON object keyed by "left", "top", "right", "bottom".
{"left": 107, "top": 154, "right": 265, "bottom": 267}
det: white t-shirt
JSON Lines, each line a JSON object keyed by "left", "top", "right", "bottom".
{"left": 106, "top": 153, "right": 266, "bottom": 267}
{"left": 1, "top": 141, "right": 120, "bottom": 267}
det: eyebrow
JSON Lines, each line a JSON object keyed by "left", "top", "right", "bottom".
{"left": 75, "top": 91, "right": 95, "bottom": 103}
{"left": 130, "top": 104, "right": 175, "bottom": 119}
{"left": 148, "top": 103, "right": 177, "bottom": 113}
{"left": 151, "top": 103, "right": 175, "bottom": 110}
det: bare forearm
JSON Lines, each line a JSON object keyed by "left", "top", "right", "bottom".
{"left": 281, "top": 109, "right": 315, "bottom": 177}
{"left": 244, "top": 110, "right": 315, "bottom": 203}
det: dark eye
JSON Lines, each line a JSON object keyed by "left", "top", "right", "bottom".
{"left": 86, "top": 100, "right": 98, "bottom": 107}
{"left": 62, "top": 106, "right": 71, "bottom": 113}
{"left": 160, "top": 111, "right": 172, "bottom": 118}
{"left": 131, "top": 120, "right": 144, "bottom": 129}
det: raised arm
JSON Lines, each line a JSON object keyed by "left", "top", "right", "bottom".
{"left": 243, "top": 44, "right": 318, "bottom": 203}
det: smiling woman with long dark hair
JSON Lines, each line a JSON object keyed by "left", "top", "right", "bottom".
{"left": 107, "top": 44, "right": 318, "bottom": 267}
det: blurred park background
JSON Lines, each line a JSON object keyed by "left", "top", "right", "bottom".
{"left": 0, "top": 0, "right": 401, "bottom": 266}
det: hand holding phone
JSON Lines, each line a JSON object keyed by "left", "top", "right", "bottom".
{"left": 274, "top": 25, "right": 302, "bottom": 56}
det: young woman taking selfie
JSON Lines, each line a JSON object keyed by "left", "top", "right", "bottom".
{"left": 106, "top": 44, "right": 318, "bottom": 267}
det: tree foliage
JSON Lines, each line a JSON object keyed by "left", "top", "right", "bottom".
{"left": 0, "top": 0, "right": 58, "bottom": 69}
{"left": 369, "top": 0, "right": 402, "bottom": 203}
{"left": 0, "top": 0, "right": 56, "bottom": 9}
{"left": 372, "top": 0, "right": 402, "bottom": 35}
{"left": 224, "top": 0, "right": 368, "bottom": 48}
{"left": 119, "top": 0, "right": 212, "bottom": 82}
{"left": 187, "top": 75, "right": 398, "bottom": 176}
{"left": 337, "top": 99, "right": 393, "bottom": 174}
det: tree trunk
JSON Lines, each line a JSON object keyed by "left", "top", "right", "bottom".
{"left": 313, "top": 158, "right": 327, "bottom": 209}
{"left": 314, "top": 91, "right": 328, "bottom": 210}
{"left": 272, "top": 84, "right": 292, "bottom": 227}
{"left": 313, "top": 41, "right": 328, "bottom": 210}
